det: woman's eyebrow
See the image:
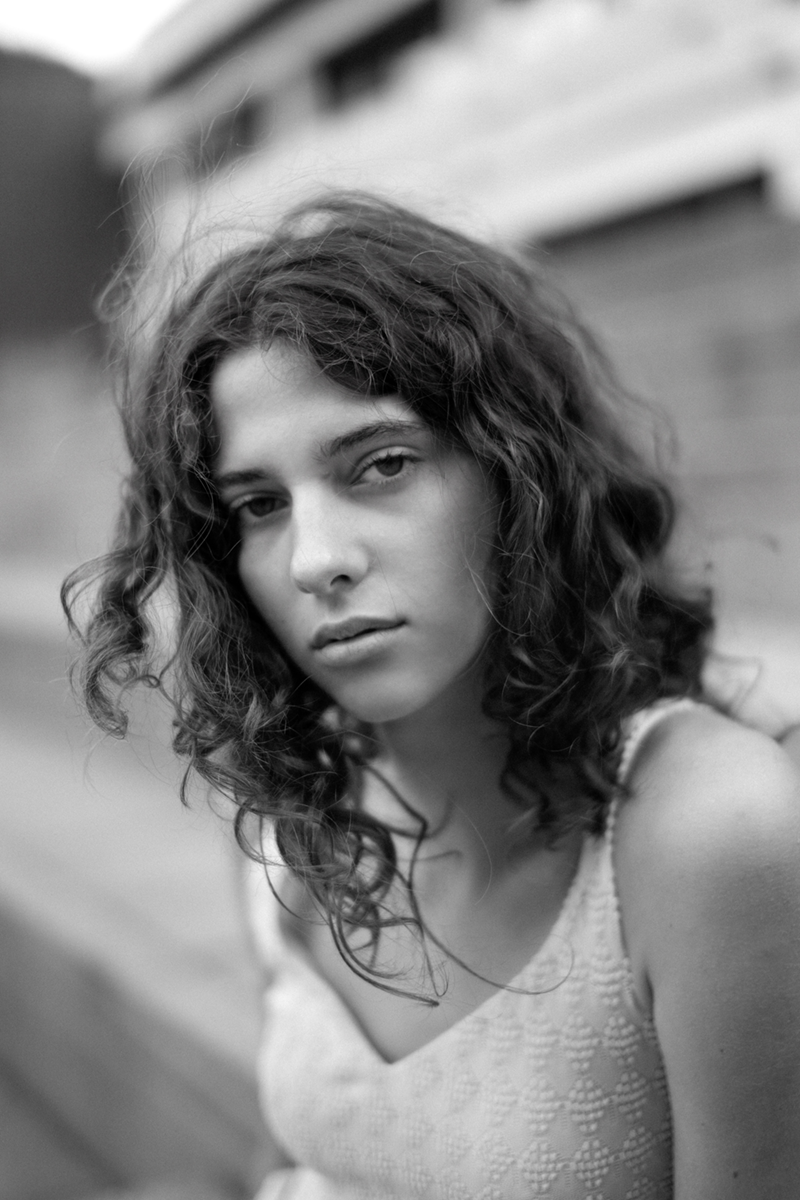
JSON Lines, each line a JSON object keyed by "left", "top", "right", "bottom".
{"left": 215, "top": 467, "right": 271, "bottom": 492}
{"left": 318, "top": 418, "right": 424, "bottom": 462}
{"left": 215, "top": 419, "right": 426, "bottom": 492}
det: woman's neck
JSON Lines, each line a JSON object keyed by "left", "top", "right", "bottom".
{"left": 361, "top": 673, "right": 534, "bottom": 879}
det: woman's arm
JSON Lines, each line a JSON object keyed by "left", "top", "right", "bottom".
{"left": 616, "top": 709, "right": 800, "bottom": 1198}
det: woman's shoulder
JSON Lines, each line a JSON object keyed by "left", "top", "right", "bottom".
{"left": 615, "top": 701, "right": 800, "bottom": 1000}
{"left": 614, "top": 702, "right": 800, "bottom": 1193}
{"left": 619, "top": 701, "right": 800, "bottom": 862}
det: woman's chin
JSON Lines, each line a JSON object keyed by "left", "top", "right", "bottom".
{"left": 317, "top": 651, "right": 489, "bottom": 731}
{"left": 325, "top": 682, "right": 434, "bottom": 728}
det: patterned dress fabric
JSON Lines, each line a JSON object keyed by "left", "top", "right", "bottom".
{"left": 247, "top": 702, "right": 694, "bottom": 1199}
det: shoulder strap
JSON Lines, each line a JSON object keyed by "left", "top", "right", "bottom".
{"left": 617, "top": 697, "right": 699, "bottom": 785}
{"left": 603, "top": 697, "right": 701, "bottom": 1019}
{"left": 241, "top": 824, "right": 294, "bottom": 976}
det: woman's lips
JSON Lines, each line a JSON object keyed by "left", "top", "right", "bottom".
{"left": 310, "top": 617, "right": 403, "bottom": 650}
{"left": 310, "top": 619, "right": 405, "bottom": 665}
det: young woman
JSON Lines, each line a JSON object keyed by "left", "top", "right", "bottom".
{"left": 65, "top": 194, "right": 800, "bottom": 1199}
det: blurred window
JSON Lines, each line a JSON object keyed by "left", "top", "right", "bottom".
{"left": 318, "top": 0, "right": 442, "bottom": 108}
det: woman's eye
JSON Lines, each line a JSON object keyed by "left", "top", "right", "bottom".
{"left": 358, "top": 451, "right": 415, "bottom": 483}
{"left": 232, "top": 495, "right": 281, "bottom": 523}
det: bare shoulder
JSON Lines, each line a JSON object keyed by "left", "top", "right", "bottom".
{"left": 618, "top": 704, "right": 800, "bottom": 882}
{"left": 616, "top": 706, "right": 800, "bottom": 1195}
{"left": 615, "top": 704, "right": 800, "bottom": 995}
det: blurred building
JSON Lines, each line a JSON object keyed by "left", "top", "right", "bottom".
{"left": 0, "top": 50, "right": 126, "bottom": 565}
{"left": 0, "top": 48, "right": 123, "bottom": 347}
{"left": 102, "top": 0, "right": 800, "bottom": 237}
{"left": 102, "top": 0, "right": 800, "bottom": 617}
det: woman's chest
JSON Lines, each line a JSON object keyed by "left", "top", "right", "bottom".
{"left": 259, "top": 860, "right": 674, "bottom": 1200}
{"left": 282, "top": 835, "right": 583, "bottom": 1062}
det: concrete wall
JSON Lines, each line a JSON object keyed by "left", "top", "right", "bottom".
{"left": 545, "top": 179, "right": 800, "bottom": 618}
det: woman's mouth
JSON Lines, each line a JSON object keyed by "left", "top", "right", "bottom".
{"left": 310, "top": 618, "right": 404, "bottom": 665}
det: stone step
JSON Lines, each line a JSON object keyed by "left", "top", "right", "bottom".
{"left": 0, "top": 626, "right": 281, "bottom": 1198}
{"left": 0, "top": 1060, "right": 110, "bottom": 1200}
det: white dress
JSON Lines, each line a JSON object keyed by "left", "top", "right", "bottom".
{"left": 246, "top": 702, "right": 694, "bottom": 1199}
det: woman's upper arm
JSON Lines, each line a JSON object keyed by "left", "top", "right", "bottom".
{"left": 616, "top": 711, "right": 800, "bottom": 1198}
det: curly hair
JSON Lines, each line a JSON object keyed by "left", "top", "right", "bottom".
{"left": 63, "top": 192, "right": 712, "bottom": 994}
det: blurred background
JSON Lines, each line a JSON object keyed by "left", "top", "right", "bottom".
{"left": 2, "top": 0, "right": 800, "bottom": 1197}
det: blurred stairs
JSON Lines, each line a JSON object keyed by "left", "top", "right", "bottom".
{"left": 0, "top": 1059, "right": 109, "bottom": 1200}
{"left": 0, "top": 563, "right": 281, "bottom": 1200}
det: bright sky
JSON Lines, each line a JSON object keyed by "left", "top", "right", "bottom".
{"left": 0, "top": 0, "right": 188, "bottom": 74}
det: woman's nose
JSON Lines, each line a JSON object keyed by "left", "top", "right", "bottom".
{"left": 289, "top": 494, "right": 369, "bottom": 595}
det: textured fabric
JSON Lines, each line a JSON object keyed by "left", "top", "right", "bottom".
{"left": 248, "top": 702, "right": 694, "bottom": 1199}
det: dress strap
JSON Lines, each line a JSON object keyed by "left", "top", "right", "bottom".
{"left": 617, "top": 697, "right": 699, "bottom": 786}
{"left": 242, "top": 824, "right": 295, "bottom": 977}
{"left": 602, "top": 697, "right": 700, "bottom": 1021}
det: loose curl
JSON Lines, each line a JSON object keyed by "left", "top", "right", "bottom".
{"left": 63, "top": 192, "right": 712, "bottom": 995}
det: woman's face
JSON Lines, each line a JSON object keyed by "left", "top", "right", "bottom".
{"left": 211, "top": 342, "right": 497, "bottom": 726}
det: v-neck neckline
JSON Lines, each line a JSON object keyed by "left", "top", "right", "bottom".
{"left": 281, "top": 831, "right": 597, "bottom": 1068}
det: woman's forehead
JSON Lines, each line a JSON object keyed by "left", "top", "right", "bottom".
{"left": 211, "top": 341, "right": 410, "bottom": 422}
{"left": 210, "top": 342, "right": 425, "bottom": 478}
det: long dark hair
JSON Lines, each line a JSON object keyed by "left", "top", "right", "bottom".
{"left": 64, "top": 192, "right": 712, "bottom": 993}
